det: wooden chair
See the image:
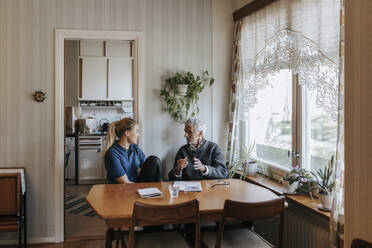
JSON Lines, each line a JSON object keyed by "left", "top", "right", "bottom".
{"left": 127, "top": 199, "right": 200, "bottom": 248}
{"left": 206, "top": 196, "right": 286, "bottom": 248}
{"left": 0, "top": 171, "right": 27, "bottom": 248}
{"left": 351, "top": 238, "right": 372, "bottom": 248}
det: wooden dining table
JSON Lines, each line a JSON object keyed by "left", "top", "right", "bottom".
{"left": 86, "top": 178, "right": 281, "bottom": 230}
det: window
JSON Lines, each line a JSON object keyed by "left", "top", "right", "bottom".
{"left": 245, "top": 70, "right": 337, "bottom": 173}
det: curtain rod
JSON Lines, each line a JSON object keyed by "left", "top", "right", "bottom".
{"left": 233, "top": 0, "right": 279, "bottom": 22}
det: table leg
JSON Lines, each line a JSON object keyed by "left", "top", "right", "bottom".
{"left": 106, "top": 229, "right": 113, "bottom": 248}
{"left": 180, "top": 224, "right": 208, "bottom": 248}
{"left": 74, "top": 133, "right": 79, "bottom": 185}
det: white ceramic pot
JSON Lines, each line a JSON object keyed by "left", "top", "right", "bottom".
{"left": 176, "top": 84, "right": 188, "bottom": 95}
{"left": 282, "top": 181, "right": 298, "bottom": 194}
{"left": 319, "top": 194, "right": 333, "bottom": 210}
{"left": 282, "top": 180, "right": 291, "bottom": 192}
{"left": 247, "top": 161, "right": 257, "bottom": 176}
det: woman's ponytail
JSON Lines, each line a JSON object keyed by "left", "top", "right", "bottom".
{"left": 103, "top": 118, "right": 137, "bottom": 157}
{"left": 103, "top": 121, "right": 118, "bottom": 157}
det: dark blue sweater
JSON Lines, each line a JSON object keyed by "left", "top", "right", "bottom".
{"left": 104, "top": 142, "right": 146, "bottom": 184}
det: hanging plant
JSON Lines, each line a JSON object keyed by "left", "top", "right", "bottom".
{"left": 160, "top": 70, "right": 214, "bottom": 122}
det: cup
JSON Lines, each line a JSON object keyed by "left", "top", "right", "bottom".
{"left": 169, "top": 184, "right": 180, "bottom": 198}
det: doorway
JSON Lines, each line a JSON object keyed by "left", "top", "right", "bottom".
{"left": 55, "top": 29, "right": 143, "bottom": 243}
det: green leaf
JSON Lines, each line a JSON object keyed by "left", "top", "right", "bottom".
{"left": 209, "top": 78, "right": 214, "bottom": 86}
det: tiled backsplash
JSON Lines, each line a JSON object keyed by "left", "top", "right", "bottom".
{"left": 81, "top": 108, "right": 133, "bottom": 132}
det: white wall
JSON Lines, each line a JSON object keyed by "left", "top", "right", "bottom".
{"left": 211, "top": 0, "right": 233, "bottom": 156}
{"left": 0, "top": 0, "right": 237, "bottom": 242}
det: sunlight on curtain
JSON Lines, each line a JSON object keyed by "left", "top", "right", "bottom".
{"left": 331, "top": 1, "right": 345, "bottom": 247}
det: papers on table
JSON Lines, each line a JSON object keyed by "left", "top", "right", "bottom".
{"left": 137, "top": 187, "right": 163, "bottom": 198}
{"left": 173, "top": 181, "right": 202, "bottom": 192}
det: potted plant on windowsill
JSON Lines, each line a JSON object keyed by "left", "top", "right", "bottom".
{"left": 312, "top": 155, "right": 335, "bottom": 210}
{"left": 280, "top": 166, "right": 316, "bottom": 195}
{"left": 228, "top": 142, "right": 256, "bottom": 180}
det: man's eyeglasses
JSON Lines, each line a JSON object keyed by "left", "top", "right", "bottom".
{"left": 211, "top": 180, "right": 230, "bottom": 188}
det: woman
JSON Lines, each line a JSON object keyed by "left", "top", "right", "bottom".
{"left": 103, "top": 118, "right": 162, "bottom": 184}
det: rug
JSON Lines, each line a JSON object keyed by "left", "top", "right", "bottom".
{"left": 65, "top": 194, "right": 98, "bottom": 218}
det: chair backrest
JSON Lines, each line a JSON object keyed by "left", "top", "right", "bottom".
{"left": 351, "top": 239, "right": 372, "bottom": 248}
{"left": 223, "top": 196, "right": 286, "bottom": 221}
{"left": 216, "top": 196, "right": 286, "bottom": 248}
{"left": 0, "top": 173, "right": 21, "bottom": 215}
{"left": 128, "top": 199, "right": 200, "bottom": 248}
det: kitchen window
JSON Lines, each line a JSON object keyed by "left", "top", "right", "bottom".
{"left": 244, "top": 69, "right": 337, "bottom": 174}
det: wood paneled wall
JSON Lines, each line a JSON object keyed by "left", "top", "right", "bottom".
{"left": 345, "top": 0, "right": 372, "bottom": 246}
{"left": 0, "top": 0, "right": 219, "bottom": 241}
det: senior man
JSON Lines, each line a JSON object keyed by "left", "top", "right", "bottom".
{"left": 168, "top": 118, "right": 227, "bottom": 181}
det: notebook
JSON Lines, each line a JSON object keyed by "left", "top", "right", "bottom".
{"left": 173, "top": 181, "right": 202, "bottom": 192}
{"left": 137, "top": 187, "right": 163, "bottom": 198}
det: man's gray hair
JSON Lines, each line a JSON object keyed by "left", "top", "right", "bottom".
{"left": 185, "top": 118, "right": 206, "bottom": 135}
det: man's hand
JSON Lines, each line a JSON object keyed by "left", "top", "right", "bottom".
{"left": 193, "top": 158, "right": 206, "bottom": 173}
{"left": 176, "top": 158, "right": 188, "bottom": 174}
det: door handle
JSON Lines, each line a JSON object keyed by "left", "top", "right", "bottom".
{"left": 288, "top": 150, "right": 301, "bottom": 158}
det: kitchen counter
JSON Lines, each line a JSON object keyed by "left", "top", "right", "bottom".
{"left": 65, "top": 132, "right": 106, "bottom": 185}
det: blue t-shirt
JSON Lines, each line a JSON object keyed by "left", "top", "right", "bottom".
{"left": 104, "top": 142, "right": 146, "bottom": 184}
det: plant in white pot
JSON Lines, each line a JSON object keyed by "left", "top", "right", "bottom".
{"left": 228, "top": 142, "right": 256, "bottom": 180}
{"left": 311, "top": 155, "right": 335, "bottom": 210}
{"left": 160, "top": 70, "right": 214, "bottom": 122}
{"left": 280, "top": 167, "right": 316, "bottom": 195}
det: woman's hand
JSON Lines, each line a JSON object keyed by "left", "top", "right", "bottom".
{"left": 116, "top": 174, "right": 133, "bottom": 184}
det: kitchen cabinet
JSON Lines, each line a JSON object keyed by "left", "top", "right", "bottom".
{"left": 79, "top": 40, "right": 105, "bottom": 57}
{"left": 81, "top": 57, "right": 107, "bottom": 100}
{"left": 108, "top": 58, "right": 133, "bottom": 99}
{"left": 79, "top": 40, "right": 133, "bottom": 100}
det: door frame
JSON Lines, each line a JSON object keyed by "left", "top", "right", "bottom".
{"left": 54, "top": 29, "right": 143, "bottom": 242}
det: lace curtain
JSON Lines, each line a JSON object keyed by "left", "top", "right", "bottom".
{"left": 239, "top": 0, "right": 340, "bottom": 120}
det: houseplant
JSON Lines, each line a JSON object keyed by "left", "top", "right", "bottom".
{"left": 312, "top": 155, "right": 335, "bottom": 210}
{"left": 160, "top": 70, "right": 214, "bottom": 122}
{"left": 228, "top": 142, "right": 256, "bottom": 179}
{"left": 280, "top": 166, "right": 316, "bottom": 195}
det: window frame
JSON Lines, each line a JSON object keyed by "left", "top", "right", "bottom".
{"left": 245, "top": 72, "right": 336, "bottom": 178}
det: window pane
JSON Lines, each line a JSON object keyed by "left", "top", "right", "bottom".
{"left": 247, "top": 70, "right": 292, "bottom": 169}
{"left": 303, "top": 88, "right": 337, "bottom": 172}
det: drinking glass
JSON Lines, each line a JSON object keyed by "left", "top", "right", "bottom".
{"left": 169, "top": 184, "right": 180, "bottom": 198}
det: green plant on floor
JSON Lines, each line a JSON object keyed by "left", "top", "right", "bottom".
{"left": 160, "top": 70, "right": 214, "bottom": 122}
{"left": 228, "top": 142, "right": 255, "bottom": 180}
{"left": 311, "top": 155, "right": 335, "bottom": 195}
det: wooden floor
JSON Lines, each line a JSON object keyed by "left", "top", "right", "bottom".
{"left": 2, "top": 239, "right": 105, "bottom": 248}
{"left": 64, "top": 184, "right": 106, "bottom": 241}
